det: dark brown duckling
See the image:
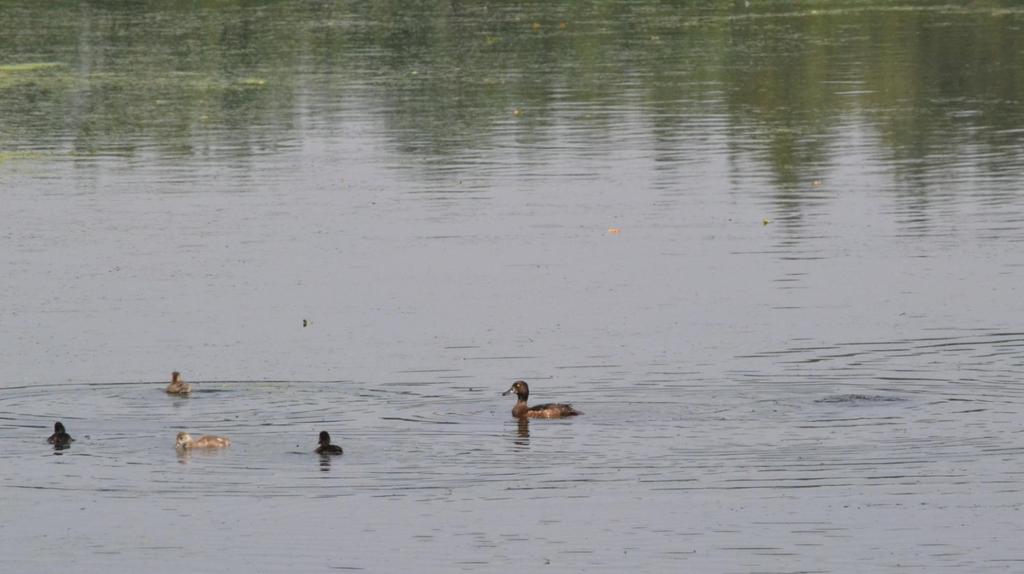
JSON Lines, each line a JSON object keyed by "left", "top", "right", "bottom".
{"left": 315, "top": 431, "right": 344, "bottom": 455}
{"left": 47, "top": 421, "right": 74, "bottom": 448}
{"left": 502, "top": 380, "right": 582, "bottom": 419}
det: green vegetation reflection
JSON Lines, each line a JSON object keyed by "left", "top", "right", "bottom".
{"left": 0, "top": 0, "right": 1022, "bottom": 191}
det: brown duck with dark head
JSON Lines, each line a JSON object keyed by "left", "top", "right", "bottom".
{"left": 502, "top": 380, "right": 582, "bottom": 419}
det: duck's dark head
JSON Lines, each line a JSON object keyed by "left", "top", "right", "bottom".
{"left": 318, "top": 431, "right": 331, "bottom": 445}
{"left": 502, "top": 380, "right": 529, "bottom": 401}
{"left": 171, "top": 371, "right": 181, "bottom": 383}
{"left": 54, "top": 421, "right": 66, "bottom": 434}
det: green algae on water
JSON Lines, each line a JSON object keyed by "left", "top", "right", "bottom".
{"left": 0, "top": 62, "right": 64, "bottom": 73}
{"left": 0, "top": 150, "right": 48, "bottom": 163}
{"left": 0, "top": 62, "right": 68, "bottom": 89}
{"left": 236, "top": 77, "right": 267, "bottom": 87}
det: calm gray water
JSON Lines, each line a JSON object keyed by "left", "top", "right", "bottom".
{"left": 2, "top": 1, "right": 1024, "bottom": 572}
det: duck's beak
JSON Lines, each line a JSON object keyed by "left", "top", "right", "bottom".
{"left": 502, "top": 386, "right": 514, "bottom": 396}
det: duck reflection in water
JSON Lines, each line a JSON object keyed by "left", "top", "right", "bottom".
{"left": 319, "top": 452, "right": 334, "bottom": 471}
{"left": 514, "top": 418, "right": 530, "bottom": 447}
{"left": 517, "top": 418, "right": 530, "bottom": 438}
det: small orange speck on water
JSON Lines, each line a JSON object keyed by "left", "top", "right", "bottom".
{"left": 512, "top": 108, "right": 522, "bottom": 117}
{"left": 608, "top": 227, "right": 621, "bottom": 235}
{"left": 812, "top": 179, "right": 822, "bottom": 187}
{"left": 532, "top": 22, "right": 541, "bottom": 32}
{"left": 559, "top": 21, "right": 568, "bottom": 30}
{"left": 762, "top": 218, "right": 771, "bottom": 226}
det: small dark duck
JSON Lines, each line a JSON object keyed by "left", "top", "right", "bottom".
{"left": 47, "top": 421, "right": 74, "bottom": 448}
{"left": 315, "top": 431, "right": 344, "bottom": 455}
{"left": 502, "top": 380, "right": 582, "bottom": 419}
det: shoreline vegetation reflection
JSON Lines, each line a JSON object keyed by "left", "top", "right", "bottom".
{"left": 0, "top": 1, "right": 1022, "bottom": 196}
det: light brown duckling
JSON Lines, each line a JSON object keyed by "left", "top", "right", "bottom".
{"left": 175, "top": 431, "right": 231, "bottom": 449}
{"left": 165, "top": 371, "right": 192, "bottom": 395}
{"left": 315, "top": 431, "right": 344, "bottom": 455}
{"left": 502, "top": 380, "right": 582, "bottom": 419}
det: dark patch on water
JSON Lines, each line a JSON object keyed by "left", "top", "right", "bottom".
{"left": 815, "top": 394, "right": 906, "bottom": 404}
{"left": 380, "top": 416, "right": 459, "bottom": 425}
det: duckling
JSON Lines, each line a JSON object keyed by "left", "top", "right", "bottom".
{"left": 47, "top": 421, "right": 74, "bottom": 448}
{"left": 502, "top": 380, "right": 582, "bottom": 419}
{"left": 165, "top": 371, "right": 192, "bottom": 395}
{"left": 315, "top": 431, "right": 344, "bottom": 455}
{"left": 175, "top": 431, "right": 230, "bottom": 449}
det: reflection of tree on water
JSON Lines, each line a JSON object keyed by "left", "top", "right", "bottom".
{"left": 2, "top": 2, "right": 1020, "bottom": 212}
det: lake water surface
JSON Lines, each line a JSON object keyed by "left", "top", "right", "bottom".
{"left": 2, "top": 1, "right": 1024, "bottom": 572}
